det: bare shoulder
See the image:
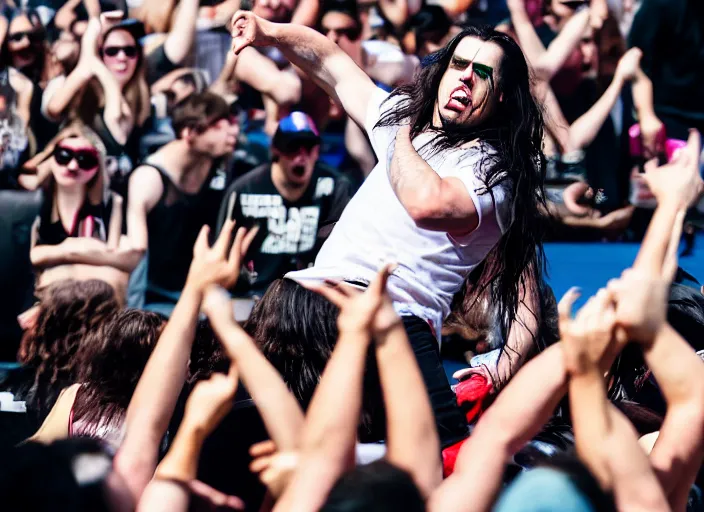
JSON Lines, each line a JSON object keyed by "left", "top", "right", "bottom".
{"left": 8, "top": 67, "right": 33, "bottom": 94}
{"left": 129, "top": 164, "right": 164, "bottom": 211}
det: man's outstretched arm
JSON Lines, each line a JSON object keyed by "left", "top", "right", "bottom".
{"left": 229, "top": 11, "right": 376, "bottom": 128}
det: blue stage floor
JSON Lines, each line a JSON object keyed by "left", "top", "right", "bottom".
{"left": 443, "top": 234, "right": 704, "bottom": 382}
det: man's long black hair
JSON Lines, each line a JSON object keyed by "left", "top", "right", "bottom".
{"left": 376, "top": 25, "right": 548, "bottom": 358}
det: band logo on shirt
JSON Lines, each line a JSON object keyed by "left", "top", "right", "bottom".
{"left": 240, "top": 193, "right": 320, "bottom": 254}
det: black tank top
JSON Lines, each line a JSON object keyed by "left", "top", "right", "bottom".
{"left": 143, "top": 163, "right": 223, "bottom": 294}
{"left": 36, "top": 195, "right": 110, "bottom": 246}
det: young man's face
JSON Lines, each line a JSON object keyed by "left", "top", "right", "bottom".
{"left": 192, "top": 117, "right": 240, "bottom": 157}
{"left": 434, "top": 36, "right": 504, "bottom": 129}
{"left": 275, "top": 142, "right": 319, "bottom": 188}
{"left": 321, "top": 12, "right": 361, "bottom": 58}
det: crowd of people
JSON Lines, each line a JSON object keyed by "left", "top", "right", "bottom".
{"left": 0, "top": 0, "right": 703, "bottom": 510}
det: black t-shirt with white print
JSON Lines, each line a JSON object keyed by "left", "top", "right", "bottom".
{"left": 217, "top": 163, "right": 353, "bottom": 297}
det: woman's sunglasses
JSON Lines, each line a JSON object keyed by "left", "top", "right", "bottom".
{"left": 9, "top": 30, "right": 43, "bottom": 44}
{"left": 53, "top": 146, "right": 100, "bottom": 171}
{"left": 323, "top": 26, "right": 361, "bottom": 41}
{"left": 102, "top": 45, "right": 139, "bottom": 59}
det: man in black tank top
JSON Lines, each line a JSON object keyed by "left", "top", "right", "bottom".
{"left": 126, "top": 92, "right": 239, "bottom": 315}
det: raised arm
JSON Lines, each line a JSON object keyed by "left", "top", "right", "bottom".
{"left": 378, "top": 0, "right": 416, "bottom": 30}
{"left": 230, "top": 11, "right": 376, "bottom": 128}
{"left": 633, "top": 130, "right": 703, "bottom": 274}
{"left": 429, "top": 340, "right": 568, "bottom": 512}
{"left": 137, "top": 367, "right": 241, "bottom": 512}
{"left": 276, "top": 267, "right": 392, "bottom": 512}
{"left": 46, "top": 18, "right": 103, "bottom": 121}
{"left": 290, "top": 0, "right": 319, "bottom": 27}
{"left": 563, "top": 288, "right": 670, "bottom": 511}
{"left": 115, "top": 220, "right": 253, "bottom": 501}
{"left": 162, "top": 0, "right": 199, "bottom": 66}
{"left": 631, "top": 65, "right": 664, "bottom": 158}
{"left": 609, "top": 271, "right": 704, "bottom": 511}
{"left": 372, "top": 280, "right": 443, "bottom": 498}
{"left": 508, "top": 0, "right": 589, "bottom": 83}
{"left": 233, "top": 47, "right": 301, "bottom": 107}
{"left": 567, "top": 48, "right": 641, "bottom": 151}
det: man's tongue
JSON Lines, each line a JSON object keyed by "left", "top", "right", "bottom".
{"left": 447, "top": 98, "right": 466, "bottom": 112}
{"left": 447, "top": 90, "right": 469, "bottom": 112}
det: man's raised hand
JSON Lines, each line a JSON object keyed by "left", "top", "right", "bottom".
{"left": 185, "top": 220, "right": 259, "bottom": 293}
{"left": 643, "top": 129, "right": 703, "bottom": 210}
{"left": 229, "top": 11, "right": 273, "bottom": 55}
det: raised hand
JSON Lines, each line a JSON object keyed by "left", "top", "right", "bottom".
{"left": 77, "top": 17, "right": 102, "bottom": 72}
{"left": 559, "top": 287, "right": 623, "bottom": 375}
{"left": 615, "top": 47, "right": 642, "bottom": 82}
{"left": 589, "top": 0, "right": 608, "bottom": 30}
{"left": 229, "top": 10, "right": 273, "bottom": 55}
{"left": 607, "top": 269, "right": 669, "bottom": 346}
{"left": 185, "top": 220, "right": 259, "bottom": 293}
{"left": 640, "top": 114, "right": 665, "bottom": 159}
{"left": 307, "top": 264, "right": 398, "bottom": 334}
{"left": 182, "top": 364, "right": 239, "bottom": 437}
{"left": 201, "top": 285, "right": 249, "bottom": 356}
{"left": 249, "top": 440, "right": 299, "bottom": 499}
{"left": 642, "top": 130, "right": 704, "bottom": 209}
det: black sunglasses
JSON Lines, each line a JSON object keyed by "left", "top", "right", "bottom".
{"left": 53, "top": 146, "right": 100, "bottom": 171}
{"left": 102, "top": 45, "right": 139, "bottom": 58}
{"left": 9, "top": 30, "right": 43, "bottom": 44}
{"left": 277, "top": 139, "right": 319, "bottom": 154}
{"left": 560, "top": 0, "right": 589, "bottom": 9}
{"left": 323, "top": 26, "right": 361, "bottom": 40}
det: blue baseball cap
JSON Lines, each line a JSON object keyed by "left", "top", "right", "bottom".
{"left": 272, "top": 111, "right": 321, "bottom": 153}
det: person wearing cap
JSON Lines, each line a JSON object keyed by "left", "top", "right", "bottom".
{"left": 216, "top": 111, "right": 353, "bottom": 297}
{"left": 125, "top": 91, "right": 240, "bottom": 315}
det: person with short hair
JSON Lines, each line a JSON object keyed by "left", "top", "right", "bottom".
{"left": 217, "top": 111, "right": 353, "bottom": 297}
{"left": 126, "top": 91, "right": 240, "bottom": 315}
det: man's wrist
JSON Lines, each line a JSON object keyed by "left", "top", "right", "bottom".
{"left": 259, "top": 17, "right": 278, "bottom": 46}
{"left": 372, "top": 319, "right": 404, "bottom": 339}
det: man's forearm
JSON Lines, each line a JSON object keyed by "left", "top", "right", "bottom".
{"left": 390, "top": 131, "right": 443, "bottom": 217}
{"left": 569, "top": 74, "right": 625, "bottom": 150}
{"left": 632, "top": 69, "right": 658, "bottom": 121}
{"left": 569, "top": 369, "right": 612, "bottom": 488}
{"left": 376, "top": 322, "right": 441, "bottom": 496}
{"left": 633, "top": 200, "right": 682, "bottom": 274}
{"left": 156, "top": 423, "right": 206, "bottom": 482}
{"left": 643, "top": 323, "right": 704, "bottom": 409}
{"left": 264, "top": 21, "right": 349, "bottom": 100}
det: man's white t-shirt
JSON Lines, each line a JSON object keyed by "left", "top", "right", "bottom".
{"left": 287, "top": 88, "right": 513, "bottom": 337}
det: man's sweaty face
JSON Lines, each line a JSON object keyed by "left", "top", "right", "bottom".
{"left": 434, "top": 36, "right": 504, "bottom": 129}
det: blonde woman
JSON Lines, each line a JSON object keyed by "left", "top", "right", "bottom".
{"left": 20, "top": 122, "right": 143, "bottom": 300}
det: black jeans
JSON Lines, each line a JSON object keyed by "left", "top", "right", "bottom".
{"left": 401, "top": 315, "right": 469, "bottom": 448}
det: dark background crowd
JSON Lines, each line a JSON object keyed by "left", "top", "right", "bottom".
{"left": 0, "top": 0, "right": 703, "bottom": 510}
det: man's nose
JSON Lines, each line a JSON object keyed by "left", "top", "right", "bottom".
{"left": 460, "top": 63, "right": 474, "bottom": 83}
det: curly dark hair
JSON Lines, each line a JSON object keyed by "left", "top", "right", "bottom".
{"left": 71, "top": 309, "right": 165, "bottom": 435}
{"left": 18, "top": 279, "right": 119, "bottom": 420}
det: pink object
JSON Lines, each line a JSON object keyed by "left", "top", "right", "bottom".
{"left": 628, "top": 123, "right": 685, "bottom": 162}
{"left": 665, "top": 138, "right": 688, "bottom": 161}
